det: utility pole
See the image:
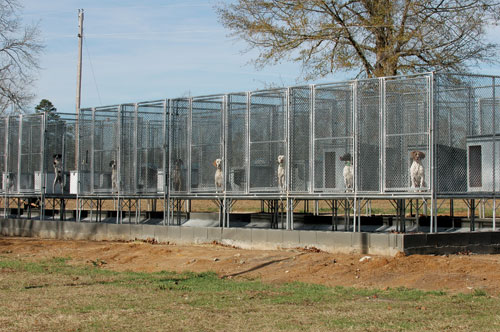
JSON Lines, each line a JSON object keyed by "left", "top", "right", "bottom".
{"left": 76, "top": 9, "right": 84, "bottom": 115}
{"left": 75, "top": 9, "right": 84, "bottom": 168}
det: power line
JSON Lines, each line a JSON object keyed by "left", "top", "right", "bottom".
{"left": 83, "top": 36, "right": 103, "bottom": 105}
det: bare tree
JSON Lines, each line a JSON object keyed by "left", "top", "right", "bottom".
{"left": 216, "top": 0, "right": 500, "bottom": 79}
{"left": 0, "top": 0, "right": 43, "bottom": 114}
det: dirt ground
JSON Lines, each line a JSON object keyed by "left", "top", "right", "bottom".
{"left": 1, "top": 236, "right": 500, "bottom": 295}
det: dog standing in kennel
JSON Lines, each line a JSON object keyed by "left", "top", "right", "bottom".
{"left": 410, "top": 150, "right": 426, "bottom": 190}
{"left": 52, "top": 154, "right": 64, "bottom": 193}
{"left": 110, "top": 160, "right": 118, "bottom": 193}
{"left": 340, "top": 153, "right": 353, "bottom": 191}
{"left": 277, "top": 155, "right": 285, "bottom": 192}
{"left": 214, "top": 158, "right": 223, "bottom": 193}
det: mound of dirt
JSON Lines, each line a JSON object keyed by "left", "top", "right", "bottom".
{"left": 1, "top": 237, "right": 499, "bottom": 295}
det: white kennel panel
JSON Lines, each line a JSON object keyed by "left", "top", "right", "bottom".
{"left": 466, "top": 138, "right": 497, "bottom": 192}
{"left": 34, "top": 172, "right": 66, "bottom": 194}
{"left": 70, "top": 171, "right": 91, "bottom": 194}
{"left": 157, "top": 170, "right": 165, "bottom": 194}
{"left": 2, "top": 172, "right": 15, "bottom": 192}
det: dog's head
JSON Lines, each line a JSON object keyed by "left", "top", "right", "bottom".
{"left": 410, "top": 150, "right": 426, "bottom": 162}
{"left": 277, "top": 155, "right": 285, "bottom": 165}
{"left": 109, "top": 160, "right": 117, "bottom": 170}
{"left": 214, "top": 158, "right": 222, "bottom": 169}
{"left": 339, "top": 153, "right": 352, "bottom": 162}
{"left": 53, "top": 154, "right": 62, "bottom": 166}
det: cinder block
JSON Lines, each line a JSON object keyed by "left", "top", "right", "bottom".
{"left": 403, "top": 234, "right": 427, "bottom": 249}
{"left": 165, "top": 226, "right": 181, "bottom": 242}
{"left": 38, "top": 220, "right": 58, "bottom": 239}
{"left": 222, "top": 228, "right": 252, "bottom": 242}
{"left": 154, "top": 225, "right": 169, "bottom": 243}
{"left": 60, "top": 221, "right": 78, "bottom": 239}
{"left": 352, "top": 232, "right": 370, "bottom": 253}
{"left": 334, "top": 232, "right": 353, "bottom": 248}
{"left": 369, "top": 233, "right": 389, "bottom": 249}
{"left": 251, "top": 228, "right": 268, "bottom": 244}
{"left": 425, "top": 234, "right": 440, "bottom": 246}
{"left": 193, "top": 227, "right": 208, "bottom": 243}
{"left": 91, "top": 223, "right": 108, "bottom": 241}
{"left": 282, "top": 230, "right": 300, "bottom": 246}
{"left": 469, "top": 232, "right": 492, "bottom": 245}
{"left": 298, "top": 230, "right": 317, "bottom": 246}
{"left": 180, "top": 226, "right": 194, "bottom": 243}
{"left": 266, "top": 229, "right": 283, "bottom": 244}
{"left": 19, "top": 219, "right": 35, "bottom": 237}
{"left": 316, "top": 231, "right": 335, "bottom": 247}
{"left": 136, "top": 224, "right": 157, "bottom": 241}
{"left": 207, "top": 227, "right": 222, "bottom": 242}
{"left": 107, "top": 223, "right": 131, "bottom": 241}
{"left": 438, "top": 233, "right": 470, "bottom": 247}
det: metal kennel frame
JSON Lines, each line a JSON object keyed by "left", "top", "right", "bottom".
{"left": 0, "top": 72, "right": 498, "bottom": 233}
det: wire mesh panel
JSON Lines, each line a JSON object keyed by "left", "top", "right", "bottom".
{"left": 249, "top": 89, "right": 287, "bottom": 192}
{"left": 93, "top": 107, "right": 119, "bottom": 193}
{"left": 0, "top": 118, "right": 6, "bottom": 192}
{"left": 170, "top": 99, "right": 189, "bottom": 193}
{"left": 434, "top": 74, "right": 496, "bottom": 194}
{"left": 44, "top": 114, "right": 77, "bottom": 194}
{"left": 313, "top": 83, "right": 354, "bottom": 192}
{"left": 384, "top": 76, "right": 430, "bottom": 192}
{"left": 356, "top": 79, "right": 381, "bottom": 192}
{"left": 75, "top": 108, "right": 93, "bottom": 194}
{"left": 4, "top": 116, "right": 19, "bottom": 193}
{"left": 136, "top": 101, "right": 165, "bottom": 194}
{"left": 191, "top": 96, "right": 224, "bottom": 192}
{"left": 289, "top": 86, "right": 311, "bottom": 193}
{"left": 19, "top": 114, "right": 44, "bottom": 193}
{"left": 226, "top": 93, "right": 247, "bottom": 193}
{"left": 119, "top": 104, "right": 136, "bottom": 195}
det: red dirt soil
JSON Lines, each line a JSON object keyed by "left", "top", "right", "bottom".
{"left": 1, "top": 237, "right": 500, "bottom": 295}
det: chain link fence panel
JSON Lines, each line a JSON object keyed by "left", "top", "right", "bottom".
{"left": 356, "top": 79, "right": 381, "bottom": 192}
{"left": 289, "top": 86, "right": 311, "bottom": 193}
{"left": 226, "top": 93, "right": 247, "bottom": 193}
{"left": 313, "top": 83, "right": 354, "bottom": 192}
{"left": 384, "top": 76, "right": 430, "bottom": 191}
{"left": 249, "top": 90, "right": 286, "bottom": 192}
{"left": 190, "top": 96, "right": 224, "bottom": 192}
{"left": 170, "top": 99, "right": 189, "bottom": 193}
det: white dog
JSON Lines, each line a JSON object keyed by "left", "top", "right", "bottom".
{"left": 109, "top": 160, "right": 118, "bottom": 193}
{"left": 340, "top": 153, "right": 353, "bottom": 191}
{"left": 410, "top": 150, "right": 426, "bottom": 190}
{"left": 277, "top": 155, "right": 285, "bottom": 192}
{"left": 214, "top": 158, "right": 223, "bottom": 192}
{"left": 172, "top": 158, "right": 183, "bottom": 191}
{"left": 52, "top": 154, "right": 63, "bottom": 193}
{"left": 5, "top": 173, "right": 15, "bottom": 192}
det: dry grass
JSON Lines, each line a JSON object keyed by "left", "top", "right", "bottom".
{"left": 1, "top": 256, "right": 499, "bottom": 332}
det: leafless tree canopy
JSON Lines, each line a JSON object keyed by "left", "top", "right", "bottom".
{"left": 0, "top": 0, "right": 43, "bottom": 114}
{"left": 216, "top": 0, "right": 500, "bottom": 79}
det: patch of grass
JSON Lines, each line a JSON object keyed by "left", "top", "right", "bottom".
{"left": 1, "top": 256, "right": 499, "bottom": 332}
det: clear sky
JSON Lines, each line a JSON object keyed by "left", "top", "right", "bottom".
{"left": 20, "top": 0, "right": 500, "bottom": 114}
